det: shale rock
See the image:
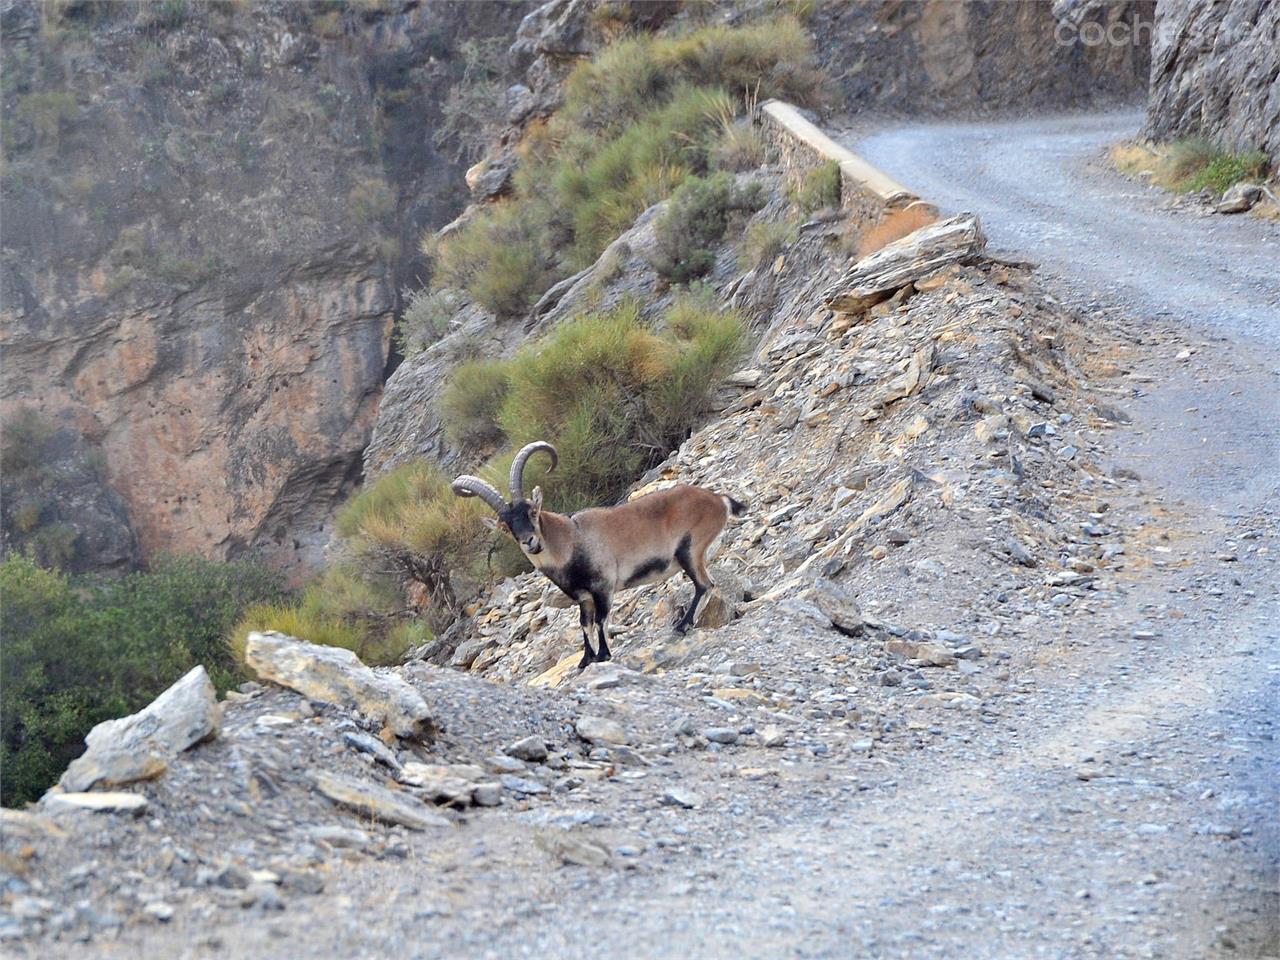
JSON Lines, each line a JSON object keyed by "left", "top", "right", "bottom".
{"left": 245, "top": 632, "right": 435, "bottom": 741}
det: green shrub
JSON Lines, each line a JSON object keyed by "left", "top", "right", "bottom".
{"left": 444, "top": 297, "right": 749, "bottom": 511}
{"left": 229, "top": 563, "right": 415, "bottom": 670}
{"left": 16, "top": 90, "right": 78, "bottom": 148}
{"left": 396, "top": 287, "right": 460, "bottom": 357}
{"left": 1177, "top": 147, "right": 1269, "bottom": 194}
{"left": 650, "top": 172, "right": 765, "bottom": 283}
{"left": 713, "top": 118, "right": 769, "bottom": 172}
{"left": 334, "top": 460, "right": 498, "bottom": 620}
{"left": 350, "top": 176, "right": 395, "bottom": 225}
{"left": 431, "top": 201, "right": 556, "bottom": 316}
{"left": 430, "top": 15, "right": 825, "bottom": 310}
{"left": 441, "top": 358, "right": 510, "bottom": 450}
{"left": 0, "top": 554, "right": 283, "bottom": 807}
{"left": 789, "top": 160, "right": 841, "bottom": 212}
{"left": 739, "top": 217, "right": 796, "bottom": 270}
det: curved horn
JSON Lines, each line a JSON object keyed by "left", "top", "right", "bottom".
{"left": 451, "top": 475, "right": 506, "bottom": 513}
{"left": 509, "top": 441, "right": 558, "bottom": 502}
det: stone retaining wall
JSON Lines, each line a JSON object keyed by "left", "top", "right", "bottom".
{"left": 757, "top": 100, "right": 919, "bottom": 228}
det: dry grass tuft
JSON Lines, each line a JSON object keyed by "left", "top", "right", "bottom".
{"left": 854, "top": 205, "right": 940, "bottom": 258}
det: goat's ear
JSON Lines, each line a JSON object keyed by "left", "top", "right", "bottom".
{"left": 482, "top": 516, "right": 500, "bottom": 531}
{"left": 530, "top": 486, "right": 543, "bottom": 515}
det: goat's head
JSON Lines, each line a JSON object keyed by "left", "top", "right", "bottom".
{"left": 451, "top": 441, "right": 558, "bottom": 557}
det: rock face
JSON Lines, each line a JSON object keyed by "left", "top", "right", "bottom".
{"left": 57, "top": 665, "right": 220, "bottom": 793}
{"left": 811, "top": 0, "right": 1154, "bottom": 113}
{"left": 244, "top": 631, "right": 436, "bottom": 740}
{"left": 0, "top": 0, "right": 529, "bottom": 576}
{"left": 1145, "top": 0, "right": 1280, "bottom": 161}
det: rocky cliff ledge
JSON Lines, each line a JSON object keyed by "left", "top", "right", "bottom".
{"left": 1145, "top": 0, "right": 1280, "bottom": 161}
{"left": 0, "top": 0, "right": 527, "bottom": 575}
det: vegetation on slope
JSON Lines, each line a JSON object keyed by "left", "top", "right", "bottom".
{"left": 424, "top": 14, "right": 823, "bottom": 315}
{"left": 1111, "top": 138, "right": 1271, "bottom": 195}
{"left": 0, "top": 554, "right": 284, "bottom": 807}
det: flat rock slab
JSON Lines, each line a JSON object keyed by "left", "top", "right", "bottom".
{"left": 245, "top": 632, "right": 435, "bottom": 740}
{"left": 45, "top": 792, "right": 149, "bottom": 815}
{"left": 58, "top": 665, "right": 219, "bottom": 792}
{"left": 822, "top": 213, "right": 986, "bottom": 312}
{"left": 576, "top": 716, "right": 628, "bottom": 746}
{"left": 311, "top": 770, "right": 450, "bottom": 831}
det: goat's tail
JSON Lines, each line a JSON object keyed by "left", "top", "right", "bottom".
{"left": 720, "top": 494, "right": 748, "bottom": 518}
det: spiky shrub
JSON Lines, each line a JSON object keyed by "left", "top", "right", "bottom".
{"left": 440, "top": 358, "right": 510, "bottom": 451}
{"left": 739, "top": 217, "right": 797, "bottom": 270}
{"left": 334, "top": 461, "right": 497, "bottom": 622}
{"left": 430, "top": 200, "right": 556, "bottom": 316}
{"left": 789, "top": 160, "right": 841, "bottom": 212}
{"left": 429, "top": 15, "right": 824, "bottom": 309}
{"left": 228, "top": 564, "right": 416, "bottom": 669}
{"left": 650, "top": 172, "right": 766, "bottom": 283}
{"left": 396, "top": 287, "right": 461, "bottom": 357}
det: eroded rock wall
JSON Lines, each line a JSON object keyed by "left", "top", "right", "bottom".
{"left": 0, "top": 0, "right": 527, "bottom": 576}
{"left": 1145, "top": 0, "right": 1280, "bottom": 161}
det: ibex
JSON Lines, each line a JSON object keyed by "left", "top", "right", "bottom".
{"left": 452, "top": 442, "right": 746, "bottom": 669}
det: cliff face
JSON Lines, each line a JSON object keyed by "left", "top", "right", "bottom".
{"left": 0, "top": 0, "right": 527, "bottom": 576}
{"left": 811, "top": 0, "right": 1154, "bottom": 114}
{"left": 1145, "top": 0, "right": 1280, "bottom": 161}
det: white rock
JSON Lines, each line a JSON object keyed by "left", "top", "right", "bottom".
{"left": 58, "top": 666, "right": 219, "bottom": 793}
{"left": 576, "top": 716, "right": 628, "bottom": 746}
{"left": 45, "top": 792, "right": 148, "bottom": 815}
{"left": 245, "top": 632, "right": 435, "bottom": 740}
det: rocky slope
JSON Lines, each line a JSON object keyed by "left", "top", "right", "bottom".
{"left": 0, "top": 0, "right": 528, "bottom": 575}
{"left": 4, "top": 169, "right": 1275, "bottom": 956}
{"left": 810, "top": 0, "right": 1155, "bottom": 115}
{"left": 1145, "top": 0, "right": 1280, "bottom": 161}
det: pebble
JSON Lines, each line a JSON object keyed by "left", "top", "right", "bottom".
{"left": 505, "top": 735, "right": 549, "bottom": 763}
{"left": 575, "top": 716, "right": 628, "bottom": 746}
{"left": 703, "top": 727, "right": 739, "bottom": 745}
{"left": 662, "top": 787, "right": 702, "bottom": 809}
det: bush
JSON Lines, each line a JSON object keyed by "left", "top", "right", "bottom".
{"left": 650, "top": 172, "right": 765, "bottom": 283}
{"left": 430, "top": 15, "right": 825, "bottom": 310}
{"left": 430, "top": 200, "right": 556, "bottom": 316}
{"left": 16, "top": 90, "right": 78, "bottom": 148}
{"left": 433, "top": 38, "right": 505, "bottom": 163}
{"left": 350, "top": 176, "right": 395, "bottom": 225}
{"left": 441, "top": 358, "right": 510, "bottom": 450}
{"left": 1113, "top": 138, "right": 1271, "bottom": 196}
{"left": 1178, "top": 149, "right": 1269, "bottom": 194}
{"left": 713, "top": 118, "right": 769, "bottom": 172}
{"left": 789, "top": 160, "right": 841, "bottom": 212}
{"left": 229, "top": 564, "right": 417, "bottom": 670}
{"left": 449, "top": 296, "right": 748, "bottom": 511}
{"left": 396, "top": 287, "right": 460, "bottom": 357}
{"left": 334, "top": 460, "right": 498, "bottom": 621}
{"left": 0, "top": 554, "right": 283, "bottom": 807}
{"left": 739, "top": 217, "right": 797, "bottom": 270}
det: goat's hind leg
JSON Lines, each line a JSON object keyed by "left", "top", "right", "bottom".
{"left": 576, "top": 598, "right": 597, "bottom": 670}
{"left": 591, "top": 591, "right": 613, "bottom": 663}
{"left": 672, "top": 536, "right": 710, "bottom": 635}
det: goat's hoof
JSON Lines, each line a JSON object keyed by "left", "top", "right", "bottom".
{"left": 577, "top": 656, "right": 593, "bottom": 671}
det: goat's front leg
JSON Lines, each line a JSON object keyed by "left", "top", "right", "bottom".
{"left": 576, "top": 597, "right": 597, "bottom": 670}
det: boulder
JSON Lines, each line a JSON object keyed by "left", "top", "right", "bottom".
{"left": 822, "top": 214, "right": 987, "bottom": 313}
{"left": 311, "top": 771, "right": 450, "bottom": 830}
{"left": 575, "top": 715, "right": 628, "bottom": 746}
{"left": 805, "top": 579, "right": 864, "bottom": 636}
{"left": 244, "top": 632, "right": 435, "bottom": 741}
{"left": 58, "top": 666, "right": 219, "bottom": 793}
{"left": 1216, "top": 183, "right": 1263, "bottom": 214}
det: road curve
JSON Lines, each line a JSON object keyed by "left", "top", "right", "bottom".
{"left": 848, "top": 112, "right": 1280, "bottom": 339}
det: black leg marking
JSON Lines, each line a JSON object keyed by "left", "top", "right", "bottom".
{"left": 672, "top": 534, "right": 706, "bottom": 635}
{"left": 591, "top": 590, "right": 613, "bottom": 663}
{"left": 577, "top": 600, "right": 596, "bottom": 670}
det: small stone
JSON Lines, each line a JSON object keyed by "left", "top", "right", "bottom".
{"left": 575, "top": 716, "right": 628, "bottom": 746}
{"left": 44, "top": 792, "right": 148, "bottom": 816}
{"left": 472, "top": 783, "right": 503, "bottom": 807}
{"left": 662, "top": 787, "right": 702, "bottom": 809}
{"left": 885, "top": 528, "right": 911, "bottom": 545}
{"left": 499, "top": 775, "right": 548, "bottom": 795}
{"left": 311, "top": 770, "right": 450, "bottom": 830}
{"left": 759, "top": 725, "right": 787, "bottom": 747}
{"left": 505, "top": 735, "right": 549, "bottom": 763}
{"left": 878, "top": 669, "right": 903, "bottom": 687}
{"left": 342, "top": 731, "right": 400, "bottom": 771}
{"left": 143, "top": 902, "right": 174, "bottom": 923}
{"left": 703, "top": 728, "right": 739, "bottom": 745}
{"left": 304, "top": 825, "right": 370, "bottom": 849}
{"left": 485, "top": 755, "right": 528, "bottom": 774}
{"left": 245, "top": 882, "right": 284, "bottom": 911}
{"left": 727, "top": 660, "right": 762, "bottom": 677}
